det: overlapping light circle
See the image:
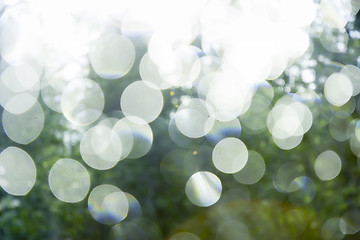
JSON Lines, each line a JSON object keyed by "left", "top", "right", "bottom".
{"left": 174, "top": 98, "right": 214, "bottom": 138}
{"left": 80, "top": 117, "right": 135, "bottom": 170}
{"left": 0, "top": 63, "right": 40, "bottom": 114}
{"left": 233, "top": 150, "right": 265, "bottom": 184}
{"left": 121, "top": 116, "right": 153, "bottom": 159}
{"left": 206, "top": 118, "right": 241, "bottom": 144}
{"left": 61, "top": 78, "right": 104, "bottom": 126}
{"left": 139, "top": 53, "right": 172, "bottom": 90}
{"left": 88, "top": 184, "right": 129, "bottom": 225}
{"left": 267, "top": 95, "right": 313, "bottom": 140}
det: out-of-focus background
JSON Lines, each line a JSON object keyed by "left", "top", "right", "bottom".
{"left": 0, "top": 0, "right": 360, "bottom": 239}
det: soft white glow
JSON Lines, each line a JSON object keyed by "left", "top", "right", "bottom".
{"left": 315, "top": 150, "right": 342, "bottom": 181}
{"left": 61, "top": 78, "right": 104, "bottom": 126}
{"left": 88, "top": 184, "right": 129, "bottom": 225}
{"left": 175, "top": 98, "right": 214, "bottom": 138}
{"left": 212, "top": 137, "right": 248, "bottom": 174}
{"left": 49, "top": 158, "right": 90, "bottom": 203}
{"left": 185, "top": 171, "right": 222, "bottom": 207}
{"left": 121, "top": 81, "right": 164, "bottom": 123}
{"left": 324, "top": 73, "right": 353, "bottom": 107}
{"left": 2, "top": 100, "right": 44, "bottom": 144}
{"left": 0, "top": 147, "right": 36, "bottom": 196}
{"left": 89, "top": 34, "right": 135, "bottom": 79}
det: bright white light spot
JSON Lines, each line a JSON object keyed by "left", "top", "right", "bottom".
{"left": 314, "top": 150, "right": 341, "bottom": 181}
{"left": 212, "top": 137, "right": 248, "bottom": 174}
{"left": 185, "top": 171, "right": 221, "bottom": 207}
{"left": 121, "top": 81, "right": 163, "bottom": 123}
{"left": 324, "top": 73, "right": 353, "bottom": 107}
{"left": 0, "top": 4, "right": 43, "bottom": 65}
{"left": 2, "top": 100, "right": 44, "bottom": 144}
{"left": 206, "top": 77, "right": 254, "bottom": 121}
{"left": 48, "top": 158, "right": 90, "bottom": 203}
{"left": 301, "top": 69, "right": 316, "bottom": 83}
{"left": 0, "top": 147, "right": 36, "bottom": 196}
{"left": 89, "top": 34, "right": 135, "bottom": 79}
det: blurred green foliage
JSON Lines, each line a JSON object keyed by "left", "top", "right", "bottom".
{"left": 0, "top": 6, "right": 359, "bottom": 240}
